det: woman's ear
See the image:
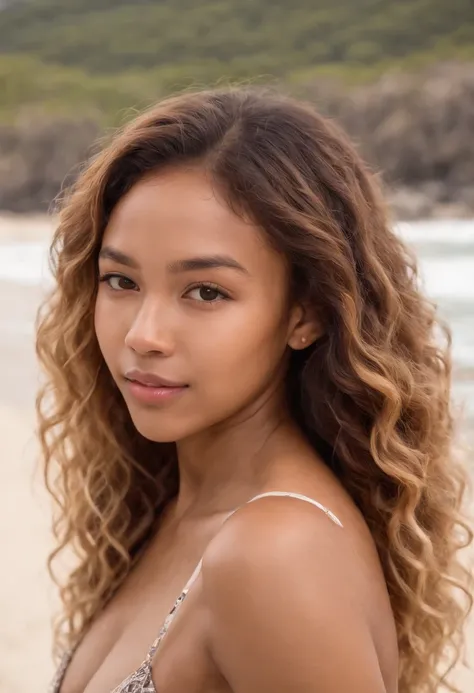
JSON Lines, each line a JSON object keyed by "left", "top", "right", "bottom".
{"left": 287, "top": 300, "right": 323, "bottom": 350}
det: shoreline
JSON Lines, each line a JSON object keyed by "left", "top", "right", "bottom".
{"left": 0, "top": 212, "right": 57, "bottom": 242}
{"left": 0, "top": 192, "right": 474, "bottom": 240}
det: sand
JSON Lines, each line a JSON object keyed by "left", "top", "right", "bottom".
{"left": 0, "top": 406, "right": 55, "bottom": 692}
{"left": 0, "top": 217, "right": 473, "bottom": 692}
{"left": 0, "top": 215, "right": 57, "bottom": 690}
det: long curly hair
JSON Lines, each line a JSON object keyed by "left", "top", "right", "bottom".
{"left": 36, "top": 87, "right": 472, "bottom": 692}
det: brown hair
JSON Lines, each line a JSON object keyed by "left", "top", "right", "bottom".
{"left": 36, "top": 86, "right": 472, "bottom": 692}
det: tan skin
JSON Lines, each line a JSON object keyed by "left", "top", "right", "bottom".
{"left": 60, "top": 167, "right": 398, "bottom": 693}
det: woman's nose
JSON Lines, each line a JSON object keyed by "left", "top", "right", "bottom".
{"left": 124, "top": 301, "right": 175, "bottom": 355}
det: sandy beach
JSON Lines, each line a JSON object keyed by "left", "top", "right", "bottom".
{"left": 0, "top": 215, "right": 58, "bottom": 690}
{"left": 0, "top": 215, "right": 473, "bottom": 692}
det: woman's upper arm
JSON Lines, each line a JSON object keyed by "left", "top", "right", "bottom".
{"left": 201, "top": 500, "right": 388, "bottom": 693}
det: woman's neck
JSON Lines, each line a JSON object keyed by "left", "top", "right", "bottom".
{"left": 172, "top": 409, "right": 305, "bottom": 520}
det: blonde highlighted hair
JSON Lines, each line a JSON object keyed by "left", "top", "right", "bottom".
{"left": 36, "top": 86, "right": 472, "bottom": 692}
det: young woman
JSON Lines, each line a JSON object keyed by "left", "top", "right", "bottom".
{"left": 36, "top": 87, "right": 472, "bottom": 693}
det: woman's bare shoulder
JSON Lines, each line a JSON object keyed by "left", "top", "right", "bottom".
{"left": 199, "top": 494, "right": 395, "bottom": 693}
{"left": 202, "top": 491, "right": 367, "bottom": 605}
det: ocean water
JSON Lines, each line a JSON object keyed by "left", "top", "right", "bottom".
{"left": 0, "top": 240, "right": 52, "bottom": 286}
{"left": 1, "top": 219, "right": 473, "bottom": 417}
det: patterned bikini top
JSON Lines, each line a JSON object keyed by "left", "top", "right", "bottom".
{"left": 49, "top": 491, "right": 343, "bottom": 693}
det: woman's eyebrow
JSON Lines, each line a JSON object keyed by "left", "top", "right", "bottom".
{"left": 99, "top": 246, "right": 249, "bottom": 275}
{"left": 98, "top": 246, "right": 138, "bottom": 268}
{"left": 167, "top": 255, "right": 249, "bottom": 275}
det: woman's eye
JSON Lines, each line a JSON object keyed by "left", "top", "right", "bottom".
{"left": 186, "top": 284, "right": 229, "bottom": 303}
{"left": 99, "top": 274, "right": 137, "bottom": 291}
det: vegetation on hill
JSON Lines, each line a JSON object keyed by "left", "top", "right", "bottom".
{"left": 0, "top": 0, "right": 473, "bottom": 121}
{"left": 0, "top": 1, "right": 473, "bottom": 215}
{"left": 1, "top": 0, "right": 474, "bottom": 74}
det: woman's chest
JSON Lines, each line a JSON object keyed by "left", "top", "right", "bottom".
{"left": 55, "top": 512, "right": 238, "bottom": 693}
{"left": 57, "top": 578, "right": 225, "bottom": 693}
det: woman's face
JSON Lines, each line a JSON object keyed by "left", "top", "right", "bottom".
{"left": 95, "top": 167, "right": 306, "bottom": 442}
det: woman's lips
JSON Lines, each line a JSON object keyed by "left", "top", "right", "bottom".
{"left": 124, "top": 368, "right": 187, "bottom": 388}
{"left": 124, "top": 379, "right": 189, "bottom": 405}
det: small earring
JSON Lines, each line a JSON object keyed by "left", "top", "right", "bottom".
{"left": 301, "top": 336, "right": 307, "bottom": 344}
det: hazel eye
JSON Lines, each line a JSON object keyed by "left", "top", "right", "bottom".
{"left": 185, "top": 283, "right": 229, "bottom": 303}
{"left": 99, "top": 273, "right": 137, "bottom": 291}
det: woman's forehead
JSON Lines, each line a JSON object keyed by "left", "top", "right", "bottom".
{"left": 102, "top": 168, "right": 289, "bottom": 278}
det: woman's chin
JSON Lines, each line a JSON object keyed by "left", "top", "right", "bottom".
{"left": 128, "top": 412, "right": 198, "bottom": 444}
{"left": 132, "top": 420, "right": 182, "bottom": 443}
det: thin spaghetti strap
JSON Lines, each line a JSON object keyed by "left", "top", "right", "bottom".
{"left": 146, "top": 557, "right": 203, "bottom": 663}
{"left": 244, "top": 491, "right": 344, "bottom": 528}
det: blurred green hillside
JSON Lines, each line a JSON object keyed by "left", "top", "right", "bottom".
{"left": 1, "top": 0, "right": 474, "bottom": 122}
{"left": 1, "top": 0, "right": 474, "bottom": 214}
